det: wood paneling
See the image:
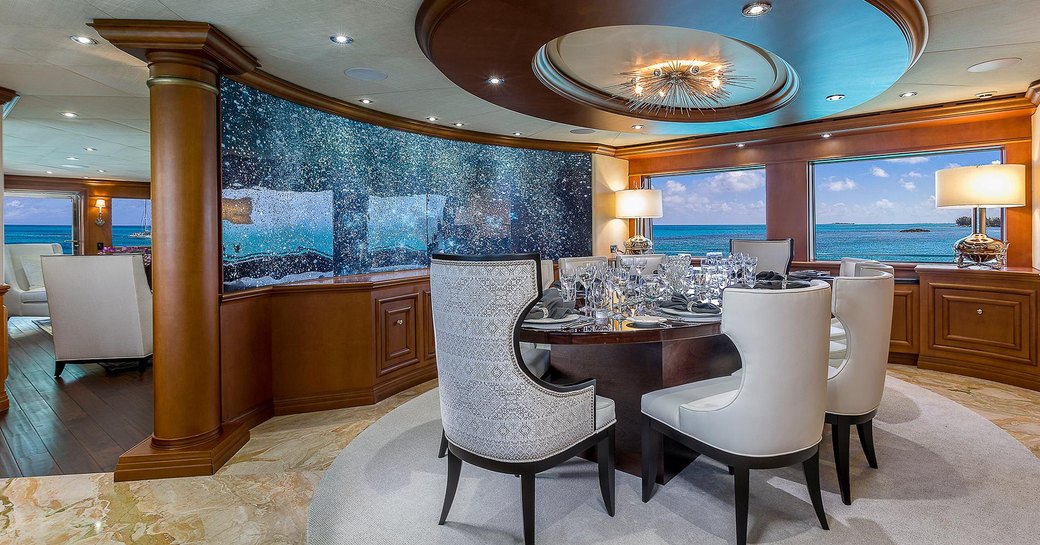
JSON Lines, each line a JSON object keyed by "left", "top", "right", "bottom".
{"left": 766, "top": 162, "right": 810, "bottom": 261}
{"left": 890, "top": 284, "right": 920, "bottom": 355}
{"left": 375, "top": 292, "right": 420, "bottom": 376}
{"left": 219, "top": 293, "right": 272, "bottom": 429}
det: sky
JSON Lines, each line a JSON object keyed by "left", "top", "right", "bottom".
{"left": 653, "top": 148, "right": 1003, "bottom": 225}
{"left": 3, "top": 196, "right": 150, "bottom": 226}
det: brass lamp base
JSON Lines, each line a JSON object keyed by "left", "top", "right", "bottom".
{"left": 624, "top": 234, "right": 653, "bottom": 255}
{"left": 954, "top": 233, "right": 1008, "bottom": 269}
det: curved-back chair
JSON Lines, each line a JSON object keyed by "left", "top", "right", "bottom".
{"left": 557, "top": 255, "right": 608, "bottom": 276}
{"left": 730, "top": 238, "right": 794, "bottom": 274}
{"left": 641, "top": 282, "right": 832, "bottom": 545}
{"left": 826, "top": 269, "right": 894, "bottom": 504}
{"left": 430, "top": 253, "right": 616, "bottom": 545}
{"left": 615, "top": 253, "right": 666, "bottom": 274}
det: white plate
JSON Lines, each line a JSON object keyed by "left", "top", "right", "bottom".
{"left": 660, "top": 307, "right": 720, "bottom": 318}
{"left": 524, "top": 314, "right": 581, "bottom": 325}
{"left": 626, "top": 315, "right": 667, "bottom": 327}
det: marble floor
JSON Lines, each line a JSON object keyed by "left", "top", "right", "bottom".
{"left": 1, "top": 366, "right": 1037, "bottom": 544}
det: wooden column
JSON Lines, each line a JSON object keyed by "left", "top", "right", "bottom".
{"left": 1, "top": 86, "right": 16, "bottom": 413}
{"left": 91, "top": 20, "right": 259, "bottom": 480}
{"left": 0, "top": 285, "right": 9, "bottom": 413}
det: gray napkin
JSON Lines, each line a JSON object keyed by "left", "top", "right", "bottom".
{"left": 661, "top": 294, "right": 721, "bottom": 314}
{"left": 527, "top": 288, "right": 578, "bottom": 319}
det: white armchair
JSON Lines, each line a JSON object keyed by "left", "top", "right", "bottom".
{"left": 3, "top": 243, "right": 63, "bottom": 316}
{"left": 557, "top": 255, "right": 608, "bottom": 276}
{"left": 41, "top": 255, "right": 152, "bottom": 377}
{"left": 730, "top": 238, "right": 794, "bottom": 274}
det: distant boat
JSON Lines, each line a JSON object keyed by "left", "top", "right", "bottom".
{"left": 129, "top": 202, "right": 152, "bottom": 239}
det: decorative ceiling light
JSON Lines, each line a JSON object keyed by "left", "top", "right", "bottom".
{"left": 70, "top": 35, "right": 97, "bottom": 45}
{"left": 46, "top": 170, "right": 53, "bottom": 174}
{"left": 967, "top": 58, "right": 1021, "bottom": 73}
{"left": 426, "top": 116, "right": 438, "bottom": 122}
{"left": 453, "top": 122, "right": 465, "bottom": 127}
{"left": 487, "top": 76, "right": 504, "bottom": 85}
{"left": 976, "top": 92, "right": 995, "bottom": 99}
{"left": 899, "top": 91, "right": 918, "bottom": 98}
{"left": 358, "top": 98, "right": 373, "bottom": 104}
{"left": 97, "top": 169, "right": 106, "bottom": 173}
{"left": 611, "top": 59, "right": 753, "bottom": 116}
{"left": 822, "top": 133, "right": 833, "bottom": 139}
{"left": 825, "top": 94, "right": 846, "bottom": 101}
{"left": 741, "top": 1, "right": 772, "bottom": 17}
{"left": 330, "top": 35, "right": 354, "bottom": 45}
{"left": 66, "top": 156, "right": 79, "bottom": 160}
{"left": 61, "top": 111, "right": 78, "bottom": 118}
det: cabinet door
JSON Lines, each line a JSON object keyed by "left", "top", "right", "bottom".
{"left": 930, "top": 286, "right": 1033, "bottom": 365}
{"left": 376, "top": 293, "right": 420, "bottom": 375}
{"left": 890, "top": 284, "right": 919, "bottom": 354}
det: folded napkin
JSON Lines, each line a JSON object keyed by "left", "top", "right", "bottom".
{"left": 660, "top": 294, "right": 721, "bottom": 314}
{"left": 789, "top": 270, "right": 828, "bottom": 280}
{"left": 526, "top": 288, "right": 578, "bottom": 319}
{"left": 754, "top": 279, "right": 811, "bottom": 290}
{"left": 756, "top": 271, "right": 784, "bottom": 281}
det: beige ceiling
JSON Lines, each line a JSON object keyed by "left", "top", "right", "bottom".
{"left": 1, "top": 0, "right": 1039, "bottom": 182}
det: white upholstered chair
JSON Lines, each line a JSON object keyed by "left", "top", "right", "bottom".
{"left": 641, "top": 282, "right": 832, "bottom": 545}
{"left": 730, "top": 238, "right": 794, "bottom": 274}
{"left": 557, "top": 255, "right": 607, "bottom": 276}
{"left": 3, "top": 243, "right": 63, "bottom": 316}
{"left": 826, "top": 269, "right": 894, "bottom": 505}
{"left": 615, "top": 253, "right": 666, "bottom": 274}
{"left": 430, "top": 253, "right": 616, "bottom": 545}
{"left": 830, "top": 259, "right": 895, "bottom": 362}
{"left": 41, "top": 254, "right": 153, "bottom": 377}
{"left": 539, "top": 259, "right": 555, "bottom": 289}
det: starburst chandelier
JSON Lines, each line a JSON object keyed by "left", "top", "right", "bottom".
{"left": 611, "top": 59, "right": 754, "bottom": 116}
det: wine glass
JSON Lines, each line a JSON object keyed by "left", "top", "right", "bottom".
{"left": 559, "top": 272, "right": 577, "bottom": 302}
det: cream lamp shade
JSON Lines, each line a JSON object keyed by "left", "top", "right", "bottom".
{"left": 615, "top": 189, "right": 663, "bottom": 219}
{"left": 95, "top": 198, "right": 106, "bottom": 209}
{"left": 934, "top": 164, "right": 1026, "bottom": 208}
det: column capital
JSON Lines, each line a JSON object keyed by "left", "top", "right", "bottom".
{"left": 89, "top": 19, "right": 260, "bottom": 75}
{"left": 1027, "top": 80, "right": 1040, "bottom": 106}
{"left": 0, "top": 86, "right": 16, "bottom": 104}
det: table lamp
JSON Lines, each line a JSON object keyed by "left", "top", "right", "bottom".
{"left": 934, "top": 163, "right": 1025, "bottom": 269}
{"left": 616, "top": 189, "right": 663, "bottom": 254}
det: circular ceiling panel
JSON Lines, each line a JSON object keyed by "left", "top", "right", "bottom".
{"left": 416, "top": 0, "right": 927, "bottom": 135}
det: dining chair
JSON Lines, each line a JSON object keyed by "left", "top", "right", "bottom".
{"left": 826, "top": 268, "right": 894, "bottom": 505}
{"left": 729, "top": 238, "right": 794, "bottom": 274}
{"left": 641, "top": 282, "right": 832, "bottom": 545}
{"left": 830, "top": 259, "right": 894, "bottom": 358}
{"left": 430, "top": 253, "right": 617, "bottom": 545}
{"left": 557, "top": 255, "right": 608, "bottom": 276}
{"left": 615, "top": 253, "right": 666, "bottom": 274}
{"left": 539, "top": 258, "right": 555, "bottom": 289}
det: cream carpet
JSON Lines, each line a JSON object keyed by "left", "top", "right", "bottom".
{"left": 308, "top": 377, "right": 1039, "bottom": 544}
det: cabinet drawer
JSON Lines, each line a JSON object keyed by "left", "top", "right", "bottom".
{"left": 376, "top": 293, "right": 420, "bottom": 375}
{"left": 931, "top": 287, "right": 1032, "bottom": 363}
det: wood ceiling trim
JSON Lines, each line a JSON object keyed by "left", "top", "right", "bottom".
{"left": 865, "top": 0, "right": 929, "bottom": 68}
{"left": 89, "top": 19, "right": 260, "bottom": 75}
{"left": 5, "top": 175, "right": 151, "bottom": 196}
{"left": 614, "top": 94, "right": 1038, "bottom": 159}
{"left": 0, "top": 86, "right": 16, "bottom": 104}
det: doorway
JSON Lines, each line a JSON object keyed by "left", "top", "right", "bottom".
{"left": 3, "top": 190, "right": 83, "bottom": 254}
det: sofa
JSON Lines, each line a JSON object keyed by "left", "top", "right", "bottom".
{"left": 3, "top": 243, "right": 63, "bottom": 316}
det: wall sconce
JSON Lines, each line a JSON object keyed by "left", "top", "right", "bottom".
{"left": 94, "top": 198, "right": 106, "bottom": 226}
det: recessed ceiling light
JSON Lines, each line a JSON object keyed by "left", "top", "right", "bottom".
{"left": 967, "top": 58, "right": 1021, "bottom": 73}
{"left": 570, "top": 128, "right": 595, "bottom": 135}
{"left": 822, "top": 133, "right": 833, "bottom": 139}
{"left": 487, "top": 76, "right": 504, "bottom": 85}
{"left": 453, "top": 122, "right": 465, "bottom": 127}
{"left": 899, "top": 91, "right": 918, "bottom": 98}
{"left": 61, "top": 111, "right": 78, "bottom": 118}
{"left": 358, "top": 98, "right": 373, "bottom": 104}
{"left": 826, "top": 94, "right": 846, "bottom": 101}
{"left": 742, "top": 1, "right": 772, "bottom": 17}
{"left": 737, "top": 143, "right": 746, "bottom": 148}
{"left": 426, "top": 116, "right": 438, "bottom": 122}
{"left": 976, "top": 92, "right": 995, "bottom": 99}
{"left": 97, "top": 169, "right": 106, "bottom": 173}
{"left": 81, "top": 176, "right": 89, "bottom": 179}
{"left": 344, "top": 68, "right": 388, "bottom": 81}
{"left": 512, "top": 132, "right": 523, "bottom": 136}
{"left": 631, "top": 124, "right": 644, "bottom": 130}
{"left": 330, "top": 35, "right": 354, "bottom": 45}
{"left": 66, "top": 156, "right": 79, "bottom": 160}
{"left": 84, "top": 147, "right": 97, "bottom": 151}
{"left": 45, "top": 170, "right": 53, "bottom": 174}
{"left": 70, "top": 35, "right": 97, "bottom": 45}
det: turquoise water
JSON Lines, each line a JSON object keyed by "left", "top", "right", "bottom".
{"left": 654, "top": 223, "right": 980, "bottom": 262}
{"left": 4, "top": 225, "right": 151, "bottom": 254}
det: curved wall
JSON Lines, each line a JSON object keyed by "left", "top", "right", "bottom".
{"left": 219, "top": 78, "right": 594, "bottom": 291}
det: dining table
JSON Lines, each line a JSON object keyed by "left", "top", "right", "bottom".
{"left": 518, "top": 316, "right": 742, "bottom": 483}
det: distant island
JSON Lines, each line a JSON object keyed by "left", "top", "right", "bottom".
{"left": 831, "top": 222, "right": 856, "bottom": 225}
{"left": 900, "top": 228, "right": 930, "bottom": 233}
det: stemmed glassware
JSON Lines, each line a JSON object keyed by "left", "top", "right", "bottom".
{"left": 559, "top": 271, "right": 577, "bottom": 302}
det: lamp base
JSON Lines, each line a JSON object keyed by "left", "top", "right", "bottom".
{"left": 624, "top": 235, "right": 653, "bottom": 255}
{"left": 953, "top": 233, "right": 1008, "bottom": 269}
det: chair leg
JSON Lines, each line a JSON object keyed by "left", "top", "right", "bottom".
{"left": 831, "top": 418, "right": 852, "bottom": 505}
{"left": 802, "top": 451, "right": 829, "bottom": 530}
{"left": 54, "top": 361, "right": 66, "bottom": 377}
{"left": 640, "top": 415, "right": 660, "bottom": 503}
{"left": 597, "top": 427, "right": 616, "bottom": 516}
{"left": 438, "top": 450, "right": 461, "bottom": 525}
{"left": 521, "top": 472, "right": 536, "bottom": 545}
{"left": 857, "top": 419, "right": 879, "bottom": 469}
{"left": 734, "top": 466, "right": 750, "bottom": 545}
{"left": 438, "top": 429, "right": 448, "bottom": 459}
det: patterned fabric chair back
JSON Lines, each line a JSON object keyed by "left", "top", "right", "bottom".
{"left": 430, "top": 254, "right": 597, "bottom": 462}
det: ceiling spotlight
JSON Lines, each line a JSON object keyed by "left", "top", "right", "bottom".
{"left": 487, "top": 76, "right": 504, "bottom": 85}
{"left": 826, "top": 94, "right": 846, "bottom": 101}
{"left": 737, "top": 143, "right": 746, "bottom": 148}
{"left": 84, "top": 147, "right": 97, "bottom": 151}
{"left": 512, "top": 132, "right": 523, "bottom": 136}
{"left": 426, "top": 116, "right": 438, "bottom": 122}
{"left": 742, "top": 1, "right": 772, "bottom": 17}
{"left": 358, "top": 98, "right": 373, "bottom": 104}
{"left": 45, "top": 170, "right": 53, "bottom": 174}
{"left": 330, "top": 35, "right": 354, "bottom": 45}
{"left": 976, "top": 92, "right": 995, "bottom": 99}
{"left": 70, "top": 35, "right": 97, "bottom": 45}
{"left": 66, "top": 156, "right": 79, "bottom": 160}
{"left": 631, "top": 124, "right": 645, "bottom": 130}
{"left": 899, "top": 91, "right": 918, "bottom": 98}
{"left": 61, "top": 111, "right": 78, "bottom": 118}
{"left": 453, "top": 122, "right": 465, "bottom": 127}
{"left": 822, "top": 133, "right": 833, "bottom": 139}
{"left": 97, "top": 169, "right": 106, "bottom": 173}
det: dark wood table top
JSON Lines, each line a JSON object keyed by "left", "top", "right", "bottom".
{"left": 518, "top": 319, "right": 720, "bottom": 345}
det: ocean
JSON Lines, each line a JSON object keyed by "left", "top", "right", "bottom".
{"left": 4, "top": 225, "right": 151, "bottom": 254}
{"left": 654, "top": 223, "right": 978, "bottom": 263}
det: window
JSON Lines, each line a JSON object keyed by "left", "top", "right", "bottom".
{"left": 111, "top": 198, "right": 152, "bottom": 247}
{"left": 3, "top": 193, "right": 76, "bottom": 253}
{"left": 812, "top": 148, "right": 1003, "bottom": 262}
{"left": 650, "top": 167, "right": 766, "bottom": 256}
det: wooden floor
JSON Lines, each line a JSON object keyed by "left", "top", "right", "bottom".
{"left": 0, "top": 317, "right": 153, "bottom": 478}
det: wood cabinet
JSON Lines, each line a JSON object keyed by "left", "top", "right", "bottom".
{"left": 375, "top": 292, "right": 420, "bottom": 375}
{"left": 917, "top": 265, "right": 1040, "bottom": 390}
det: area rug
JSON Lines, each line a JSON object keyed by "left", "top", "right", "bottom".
{"left": 308, "top": 377, "right": 1040, "bottom": 544}
{"left": 32, "top": 318, "right": 52, "bottom": 335}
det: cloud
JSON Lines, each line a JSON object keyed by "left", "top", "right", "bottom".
{"left": 704, "top": 170, "right": 765, "bottom": 193}
{"left": 870, "top": 166, "right": 889, "bottom": 178}
{"left": 885, "top": 156, "right": 929, "bottom": 164}
{"left": 662, "top": 180, "right": 686, "bottom": 193}
{"left": 906, "top": 171, "right": 923, "bottom": 178}
{"left": 945, "top": 162, "right": 961, "bottom": 169}
{"left": 6, "top": 199, "right": 22, "bottom": 208}
{"left": 827, "top": 178, "right": 857, "bottom": 191}
{"left": 900, "top": 181, "right": 917, "bottom": 191}
{"left": 875, "top": 198, "right": 895, "bottom": 209}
